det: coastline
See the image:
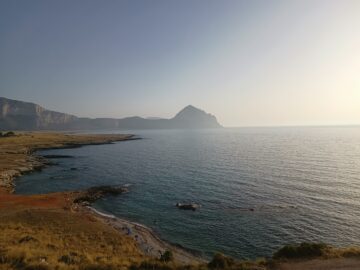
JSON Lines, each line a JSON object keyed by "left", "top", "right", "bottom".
{"left": 85, "top": 206, "right": 205, "bottom": 264}
{"left": 0, "top": 131, "right": 204, "bottom": 266}
{"left": 3, "top": 132, "right": 360, "bottom": 269}
{"left": 0, "top": 132, "right": 137, "bottom": 193}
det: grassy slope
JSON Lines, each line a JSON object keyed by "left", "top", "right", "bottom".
{"left": 0, "top": 207, "right": 144, "bottom": 270}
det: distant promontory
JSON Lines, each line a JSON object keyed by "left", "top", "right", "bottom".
{"left": 0, "top": 97, "right": 222, "bottom": 130}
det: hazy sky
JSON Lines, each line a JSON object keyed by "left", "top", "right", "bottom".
{"left": 0, "top": 0, "right": 359, "bottom": 127}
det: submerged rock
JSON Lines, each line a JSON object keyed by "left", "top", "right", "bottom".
{"left": 176, "top": 203, "right": 200, "bottom": 211}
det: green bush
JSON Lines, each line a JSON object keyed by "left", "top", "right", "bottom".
{"left": 160, "top": 250, "right": 174, "bottom": 263}
{"left": 208, "top": 253, "right": 235, "bottom": 269}
{"left": 273, "top": 242, "right": 328, "bottom": 259}
{"left": 0, "top": 131, "right": 15, "bottom": 137}
{"left": 80, "top": 265, "right": 115, "bottom": 270}
{"left": 130, "top": 261, "right": 172, "bottom": 270}
{"left": 23, "top": 265, "right": 50, "bottom": 270}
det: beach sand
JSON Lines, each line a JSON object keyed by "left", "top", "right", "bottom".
{"left": 85, "top": 206, "right": 204, "bottom": 264}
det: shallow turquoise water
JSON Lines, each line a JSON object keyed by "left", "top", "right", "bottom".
{"left": 15, "top": 127, "right": 360, "bottom": 259}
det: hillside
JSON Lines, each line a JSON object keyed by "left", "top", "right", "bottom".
{"left": 0, "top": 97, "right": 222, "bottom": 130}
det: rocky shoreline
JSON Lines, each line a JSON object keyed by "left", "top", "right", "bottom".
{"left": 2, "top": 132, "right": 360, "bottom": 269}
{"left": 66, "top": 185, "right": 205, "bottom": 264}
{"left": 86, "top": 206, "right": 205, "bottom": 264}
{"left": 0, "top": 132, "right": 135, "bottom": 193}
{"left": 0, "top": 132, "right": 204, "bottom": 266}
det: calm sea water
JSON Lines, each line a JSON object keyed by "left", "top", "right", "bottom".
{"left": 15, "top": 127, "right": 360, "bottom": 259}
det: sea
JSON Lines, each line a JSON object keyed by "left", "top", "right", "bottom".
{"left": 15, "top": 127, "right": 360, "bottom": 259}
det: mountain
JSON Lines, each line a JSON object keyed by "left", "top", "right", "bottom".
{"left": 0, "top": 97, "right": 77, "bottom": 130}
{"left": 171, "top": 105, "right": 220, "bottom": 128}
{"left": 0, "top": 97, "right": 222, "bottom": 130}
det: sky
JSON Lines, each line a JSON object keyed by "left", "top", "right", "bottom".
{"left": 0, "top": 0, "right": 359, "bottom": 127}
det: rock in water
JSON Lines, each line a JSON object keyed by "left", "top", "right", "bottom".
{"left": 176, "top": 203, "right": 200, "bottom": 211}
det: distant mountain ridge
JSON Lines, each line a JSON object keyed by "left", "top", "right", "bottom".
{"left": 0, "top": 97, "right": 222, "bottom": 130}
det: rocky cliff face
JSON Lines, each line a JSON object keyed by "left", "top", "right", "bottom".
{"left": 0, "top": 97, "right": 222, "bottom": 130}
{"left": 0, "top": 97, "right": 77, "bottom": 130}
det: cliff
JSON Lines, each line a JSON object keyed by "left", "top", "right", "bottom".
{"left": 0, "top": 97, "right": 76, "bottom": 130}
{"left": 0, "top": 97, "right": 222, "bottom": 130}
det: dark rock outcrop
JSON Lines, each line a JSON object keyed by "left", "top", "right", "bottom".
{"left": 73, "top": 185, "right": 128, "bottom": 205}
{"left": 176, "top": 203, "right": 200, "bottom": 211}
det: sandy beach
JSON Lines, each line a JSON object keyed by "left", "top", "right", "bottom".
{"left": 85, "top": 206, "right": 204, "bottom": 264}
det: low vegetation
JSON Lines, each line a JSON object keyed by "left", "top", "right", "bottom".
{"left": 129, "top": 252, "right": 266, "bottom": 270}
{"left": 0, "top": 208, "right": 145, "bottom": 270}
{"left": 0, "top": 131, "right": 15, "bottom": 137}
{"left": 2, "top": 213, "right": 360, "bottom": 270}
{"left": 272, "top": 242, "right": 329, "bottom": 259}
{"left": 272, "top": 242, "right": 360, "bottom": 261}
{"left": 160, "top": 251, "right": 174, "bottom": 263}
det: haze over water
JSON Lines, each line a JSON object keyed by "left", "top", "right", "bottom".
{"left": 16, "top": 127, "right": 360, "bottom": 259}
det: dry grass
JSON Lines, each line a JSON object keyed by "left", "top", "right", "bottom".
{"left": 0, "top": 208, "right": 145, "bottom": 270}
{"left": 0, "top": 132, "right": 146, "bottom": 270}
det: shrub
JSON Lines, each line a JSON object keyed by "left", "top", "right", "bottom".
{"left": 337, "top": 247, "right": 360, "bottom": 258}
{"left": 160, "top": 250, "right": 174, "bottom": 263}
{"left": 273, "top": 242, "right": 328, "bottom": 260}
{"left": 130, "top": 261, "right": 172, "bottom": 270}
{"left": 58, "top": 254, "right": 75, "bottom": 265}
{"left": 208, "top": 253, "right": 235, "bottom": 269}
{"left": 80, "top": 265, "right": 115, "bottom": 270}
{"left": 23, "top": 265, "right": 50, "bottom": 270}
{"left": 0, "top": 131, "right": 15, "bottom": 137}
{"left": 5, "top": 253, "right": 26, "bottom": 268}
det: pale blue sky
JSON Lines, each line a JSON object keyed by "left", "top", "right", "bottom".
{"left": 0, "top": 0, "right": 359, "bottom": 126}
